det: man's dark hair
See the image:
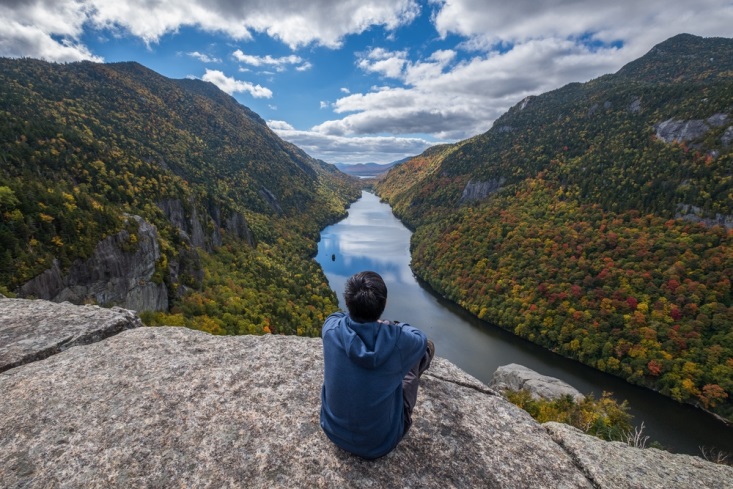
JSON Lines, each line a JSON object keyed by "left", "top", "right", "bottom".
{"left": 344, "top": 271, "right": 387, "bottom": 322}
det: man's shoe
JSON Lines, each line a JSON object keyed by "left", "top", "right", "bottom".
{"left": 426, "top": 339, "right": 435, "bottom": 361}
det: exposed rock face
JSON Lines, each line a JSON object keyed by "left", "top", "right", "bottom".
{"left": 654, "top": 114, "right": 728, "bottom": 144}
{"left": 707, "top": 113, "right": 729, "bottom": 127}
{"left": 0, "top": 298, "right": 142, "bottom": 373}
{"left": 545, "top": 422, "right": 733, "bottom": 489}
{"left": 158, "top": 198, "right": 211, "bottom": 251}
{"left": 224, "top": 211, "right": 254, "bottom": 246}
{"left": 18, "top": 215, "right": 168, "bottom": 311}
{"left": 655, "top": 118, "right": 711, "bottom": 143}
{"left": 2, "top": 302, "right": 731, "bottom": 488}
{"left": 676, "top": 203, "right": 733, "bottom": 230}
{"left": 722, "top": 126, "right": 733, "bottom": 146}
{"left": 0, "top": 327, "right": 593, "bottom": 489}
{"left": 259, "top": 186, "right": 284, "bottom": 214}
{"left": 460, "top": 178, "right": 506, "bottom": 202}
{"left": 489, "top": 363, "right": 585, "bottom": 402}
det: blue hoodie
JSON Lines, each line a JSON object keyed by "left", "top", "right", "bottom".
{"left": 320, "top": 311, "right": 427, "bottom": 459}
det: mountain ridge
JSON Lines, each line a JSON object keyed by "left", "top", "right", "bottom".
{"left": 376, "top": 34, "right": 733, "bottom": 422}
{"left": 0, "top": 56, "right": 360, "bottom": 336}
{"left": 335, "top": 160, "right": 402, "bottom": 177}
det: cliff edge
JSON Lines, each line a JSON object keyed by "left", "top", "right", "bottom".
{"left": 1, "top": 299, "right": 731, "bottom": 488}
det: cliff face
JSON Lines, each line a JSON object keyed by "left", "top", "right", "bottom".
{"left": 0, "top": 57, "right": 360, "bottom": 329}
{"left": 1, "top": 298, "right": 731, "bottom": 488}
{"left": 18, "top": 215, "right": 169, "bottom": 311}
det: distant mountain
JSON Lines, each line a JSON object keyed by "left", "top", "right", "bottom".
{"left": 335, "top": 161, "right": 401, "bottom": 177}
{"left": 376, "top": 34, "right": 733, "bottom": 422}
{"left": 0, "top": 58, "right": 360, "bottom": 336}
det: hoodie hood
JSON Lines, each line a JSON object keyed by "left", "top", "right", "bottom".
{"left": 337, "top": 316, "right": 400, "bottom": 369}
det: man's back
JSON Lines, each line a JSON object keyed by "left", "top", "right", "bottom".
{"left": 320, "top": 311, "right": 427, "bottom": 459}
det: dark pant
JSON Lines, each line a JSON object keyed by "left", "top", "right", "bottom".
{"left": 402, "top": 347, "right": 434, "bottom": 436}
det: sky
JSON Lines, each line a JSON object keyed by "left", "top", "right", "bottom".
{"left": 1, "top": 1, "right": 732, "bottom": 165}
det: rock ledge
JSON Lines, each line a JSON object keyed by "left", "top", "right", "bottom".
{"left": 0, "top": 298, "right": 142, "bottom": 373}
{"left": 1, "top": 299, "right": 731, "bottom": 488}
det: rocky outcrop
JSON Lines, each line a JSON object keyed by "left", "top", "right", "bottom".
{"left": 655, "top": 114, "right": 728, "bottom": 144}
{"left": 18, "top": 215, "right": 168, "bottom": 311}
{"left": 158, "top": 199, "right": 210, "bottom": 250}
{"left": 676, "top": 203, "right": 733, "bottom": 230}
{"left": 0, "top": 327, "right": 591, "bottom": 488}
{"left": 259, "top": 186, "right": 284, "bottom": 214}
{"left": 546, "top": 422, "right": 733, "bottom": 489}
{"left": 158, "top": 198, "right": 254, "bottom": 250}
{"left": 0, "top": 298, "right": 141, "bottom": 373}
{"left": 722, "top": 126, "right": 733, "bottom": 146}
{"left": 224, "top": 211, "right": 254, "bottom": 245}
{"left": 1, "top": 300, "right": 731, "bottom": 488}
{"left": 460, "top": 178, "right": 506, "bottom": 202}
{"left": 489, "top": 363, "right": 585, "bottom": 402}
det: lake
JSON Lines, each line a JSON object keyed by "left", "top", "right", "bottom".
{"left": 316, "top": 191, "right": 733, "bottom": 456}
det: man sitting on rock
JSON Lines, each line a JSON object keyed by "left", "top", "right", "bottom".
{"left": 320, "top": 270, "right": 434, "bottom": 459}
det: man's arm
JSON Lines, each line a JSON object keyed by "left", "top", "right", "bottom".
{"left": 396, "top": 323, "right": 428, "bottom": 371}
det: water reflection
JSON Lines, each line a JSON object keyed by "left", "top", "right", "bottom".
{"left": 316, "top": 191, "right": 733, "bottom": 455}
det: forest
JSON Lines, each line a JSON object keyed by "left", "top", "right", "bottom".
{"left": 0, "top": 57, "right": 360, "bottom": 336}
{"left": 376, "top": 34, "right": 733, "bottom": 422}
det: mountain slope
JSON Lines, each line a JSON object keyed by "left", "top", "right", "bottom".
{"left": 376, "top": 34, "right": 733, "bottom": 421}
{"left": 0, "top": 57, "right": 360, "bottom": 336}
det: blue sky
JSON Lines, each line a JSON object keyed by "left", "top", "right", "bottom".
{"left": 2, "top": 1, "right": 732, "bottom": 164}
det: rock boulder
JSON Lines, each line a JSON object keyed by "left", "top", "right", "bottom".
{"left": 0, "top": 298, "right": 142, "bottom": 373}
{"left": 489, "top": 363, "right": 585, "bottom": 402}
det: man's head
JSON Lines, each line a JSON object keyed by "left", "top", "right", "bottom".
{"left": 344, "top": 271, "right": 387, "bottom": 323}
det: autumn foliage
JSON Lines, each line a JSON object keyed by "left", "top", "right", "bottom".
{"left": 377, "top": 35, "right": 733, "bottom": 422}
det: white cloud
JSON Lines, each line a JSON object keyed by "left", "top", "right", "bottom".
{"left": 432, "top": 0, "right": 733, "bottom": 61}
{"left": 267, "top": 120, "right": 437, "bottom": 164}
{"left": 0, "top": 16, "right": 102, "bottom": 62}
{"left": 0, "top": 0, "right": 422, "bottom": 62}
{"left": 357, "top": 48, "right": 409, "bottom": 78}
{"left": 233, "top": 49, "right": 302, "bottom": 67}
{"left": 310, "top": 0, "right": 733, "bottom": 140}
{"left": 2, "top": 0, "right": 732, "bottom": 156}
{"left": 267, "top": 120, "right": 295, "bottom": 131}
{"left": 201, "top": 69, "right": 273, "bottom": 98}
{"left": 320, "top": 101, "right": 330, "bottom": 109}
{"left": 233, "top": 49, "right": 312, "bottom": 72}
{"left": 187, "top": 51, "right": 221, "bottom": 63}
